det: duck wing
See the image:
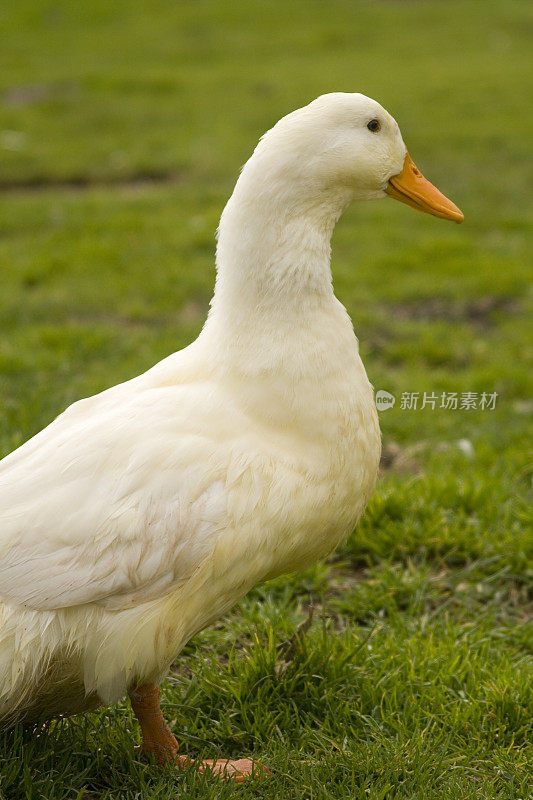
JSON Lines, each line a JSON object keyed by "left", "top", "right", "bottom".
{"left": 0, "top": 382, "right": 230, "bottom": 611}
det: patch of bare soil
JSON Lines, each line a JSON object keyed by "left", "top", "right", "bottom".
{"left": 386, "top": 295, "right": 520, "bottom": 327}
{"left": 0, "top": 170, "right": 185, "bottom": 194}
{"left": 379, "top": 441, "right": 425, "bottom": 474}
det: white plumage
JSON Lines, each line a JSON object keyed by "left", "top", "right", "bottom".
{"left": 0, "top": 93, "right": 462, "bottom": 729}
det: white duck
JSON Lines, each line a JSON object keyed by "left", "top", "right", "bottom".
{"left": 0, "top": 93, "right": 462, "bottom": 782}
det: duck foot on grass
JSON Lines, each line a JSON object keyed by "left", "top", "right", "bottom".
{"left": 129, "top": 683, "right": 269, "bottom": 784}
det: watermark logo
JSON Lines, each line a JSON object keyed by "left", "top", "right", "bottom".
{"left": 375, "top": 390, "right": 396, "bottom": 411}
{"left": 375, "top": 390, "right": 498, "bottom": 411}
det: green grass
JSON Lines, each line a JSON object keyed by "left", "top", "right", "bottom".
{"left": 0, "top": 0, "right": 532, "bottom": 798}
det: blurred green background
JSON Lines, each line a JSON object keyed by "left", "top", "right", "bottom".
{"left": 0, "top": 2, "right": 531, "bottom": 799}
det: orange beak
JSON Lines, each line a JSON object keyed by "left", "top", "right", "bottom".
{"left": 385, "top": 153, "right": 464, "bottom": 223}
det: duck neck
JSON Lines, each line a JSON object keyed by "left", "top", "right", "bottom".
{"left": 204, "top": 168, "right": 354, "bottom": 343}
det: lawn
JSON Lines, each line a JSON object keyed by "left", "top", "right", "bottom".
{"left": 0, "top": 1, "right": 531, "bottom": 798}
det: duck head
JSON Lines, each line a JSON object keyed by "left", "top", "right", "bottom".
{"left": 251, "top": 92, "right": 463, "bottom": 223}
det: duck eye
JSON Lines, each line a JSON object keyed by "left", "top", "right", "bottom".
{"left": 367, "top": 119, "right": 381, "bottom": 133}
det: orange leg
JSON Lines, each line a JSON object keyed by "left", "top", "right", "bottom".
{"left": 128, "top": 683, "right": 269, "bottom": 784}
